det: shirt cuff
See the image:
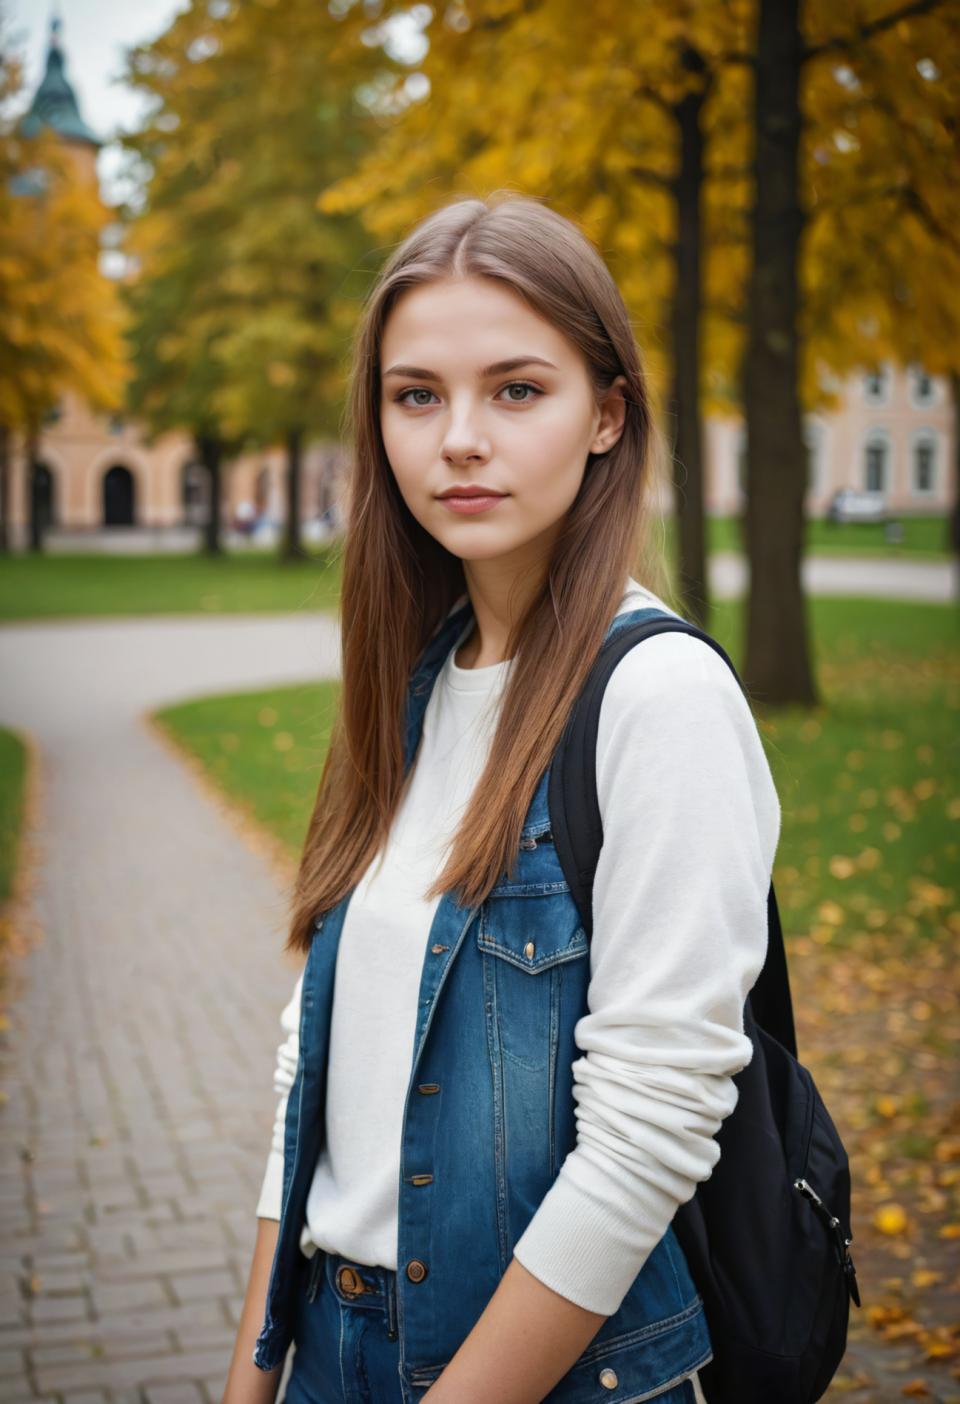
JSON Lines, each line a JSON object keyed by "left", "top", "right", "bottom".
{"left": 512, "top": 1168, "right": 679, "bottom": 1317}
{"left": 255, "top": 1148, "right": 284, "bottom": 1221}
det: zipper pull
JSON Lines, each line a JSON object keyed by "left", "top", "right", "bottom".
{"left": 794, "top": 1177, "right": 825, "bottom": 1209}
{"left": 794, "top": 1178, "right": 861, "bottom": 1306}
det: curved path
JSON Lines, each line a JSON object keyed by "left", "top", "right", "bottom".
{"left": 710, "top": 551, "right": 956, "bottom": 603}
{"left": 0, "top": 615, "right": 340, "bottom": 1403}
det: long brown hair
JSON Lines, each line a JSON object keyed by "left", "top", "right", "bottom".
{"left": 285, "top": 192, "right": 676, "bottom": 955}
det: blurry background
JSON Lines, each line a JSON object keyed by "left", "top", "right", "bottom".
{"left": 0, "top": 2, "right": 957, "bottom": 1401}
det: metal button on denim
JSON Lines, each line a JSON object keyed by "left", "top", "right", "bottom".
{"left": 406, "top": 1259, "right": 428, "bottom": 1283}
{"left": 523, "top": 941, "right": 535, "bottom": 959}
{"left": 336, "top": 1265, "right": 371, "bottom": 1299}
{"left": 598, "top": 1366, "right": 618, "bottom": 1388}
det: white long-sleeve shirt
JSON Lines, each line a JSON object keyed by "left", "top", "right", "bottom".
{"left": 256, "top": 577, "right": 780, "bottom": 1333}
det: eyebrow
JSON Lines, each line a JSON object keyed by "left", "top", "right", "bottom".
{"left": 382, "top": 355, "right": 560, "bottom": 381}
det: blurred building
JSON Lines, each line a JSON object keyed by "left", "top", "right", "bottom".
{"left": 7, "top": 20, "right": 348, "bottom": 551}
{"left": 6, "top": 22, "right": 954, "bottom": 550}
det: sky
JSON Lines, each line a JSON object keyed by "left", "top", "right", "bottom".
{"left": 6, "top": 0, "right": 187, "bottom": 201}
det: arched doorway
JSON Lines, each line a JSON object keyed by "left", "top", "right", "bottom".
{"left": 31, "top": 462, "right": 57, "bottom": 530}
{"left": 103, "top": 465, "right": 135, "bottom": 526}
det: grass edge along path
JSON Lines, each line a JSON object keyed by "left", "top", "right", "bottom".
{"left": 0, "top": 513, "right": 951, "bottom": 623}
{"left": 0, "top": 727, "right": 45, "bottom": 1016}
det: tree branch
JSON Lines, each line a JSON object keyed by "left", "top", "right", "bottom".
{"left": 628, "top": 164, "right": 674, "bottom": 191}
{"left": 807, "top": 177, "right": 960, "bottom": 259}
{"left": 702, "top": 300, "right": 748, "bottom": 325}
{"left": 634, "top": 83, "right": 673, "bottom": 116}
{"left": 803, "top": 0, "right": 946, "bottom": 63}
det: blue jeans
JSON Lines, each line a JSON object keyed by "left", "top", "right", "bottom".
{"left": 281, "top": 1248, "right": 701, "bottom": 1404}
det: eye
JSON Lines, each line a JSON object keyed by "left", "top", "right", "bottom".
{"left": 395, "top": 387, "right": 439, "bottom": 407}
{"left": 496, "top": 381, "right": 543, "bottom": 403}
{"left": 393, "top": 380, "right": 544, "bottom": 409}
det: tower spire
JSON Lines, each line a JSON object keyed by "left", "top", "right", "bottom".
{"left": 20, "top": 12, "right": 101, "bottom": 148}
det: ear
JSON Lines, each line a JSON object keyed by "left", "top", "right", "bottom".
{"left": 590, "top": 375, "right": 628, "bottom": 455}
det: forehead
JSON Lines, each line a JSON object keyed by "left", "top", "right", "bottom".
{"left": 380, "top": 275, "right": 578, "bottom": 371}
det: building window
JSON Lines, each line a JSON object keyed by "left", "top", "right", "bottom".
{"left": 909, "top": 366, "right": 936, "bottom": 408}
{"left": 42, "top": 400, "right": 63, "bottom": 427}
{"left": 864, "top": 433, "right": 890, "bottom": 494}
{"left": 912, "top": 434, "right": 937, "bottom": 494}
{"left": 863, "top": 367, "right": 890, "bottom": 405}
{"left": 108, "top": 414, "right": 126, "bottom": 436}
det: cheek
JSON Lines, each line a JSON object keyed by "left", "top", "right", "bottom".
{"left": 381, "top": 417, "right": 423, "bottom": 496}
{"left": 512, "top": 418, "right": 589, "bottom": 512}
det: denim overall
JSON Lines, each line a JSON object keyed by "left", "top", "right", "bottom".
{"left": 254, "top": 599, "right": 714, "bottom": 1401}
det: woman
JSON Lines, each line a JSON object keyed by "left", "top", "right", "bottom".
{"left": 223, "top": 194, "right": 780, "bottom": 1404}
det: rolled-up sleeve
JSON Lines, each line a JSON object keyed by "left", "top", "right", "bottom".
{"left": 512, "top": 632, "right": 781, "bottom": 1315}
{"left": 255, "top": 970, "right": 304, "bottom": 1221}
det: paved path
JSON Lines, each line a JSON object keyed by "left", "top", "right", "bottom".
{"left": 709, "top": 551, "right": 957, "bottom": 603}
{"left": 0, "top": 616, "right": 340, "bottom": 1404}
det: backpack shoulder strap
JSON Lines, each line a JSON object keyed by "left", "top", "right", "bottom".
{"left": 547, "top": 614, "right": 798, "bottom": 1057}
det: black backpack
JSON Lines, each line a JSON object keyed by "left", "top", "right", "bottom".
{"left": 547, "top": 612, "right": 861, "bottom": 1404}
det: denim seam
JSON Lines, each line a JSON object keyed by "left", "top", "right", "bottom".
{"left": 337, "top": 1300, "right": 348, "bottom": 1402}
{"left": 615, "top": 1349, "right": 714, "bottom": 1404}
{"left": 477, "top": 931, "right": 588, "bottom": 970}
{"left": 578, "top": 1297, "right": 707, "bottom": 1363}
{"left": 487, "top": 879, "right": 572, "bottom": 897}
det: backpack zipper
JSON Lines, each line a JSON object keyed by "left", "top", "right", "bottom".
{"left": 794, "top": 1177, "right": 861, "bottom": 1307}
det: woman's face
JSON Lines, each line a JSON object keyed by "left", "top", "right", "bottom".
{"left": 379, "top": 275, "right": 625, "bottom": 572}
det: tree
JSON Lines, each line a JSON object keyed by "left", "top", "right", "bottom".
{"left": 740, "top": 0, "right": 955, "bottom": 702}
{"left": 800, "top": 0, "right": 960, "bottom": 586}
{"left": 316, "top": 0, "right": 758, "bottom": 626}
{"left": 0, "top": 8, "right": 124, "bottom": 551}
{"left": 121, "top": 0, "right": 386, "bottom": 558}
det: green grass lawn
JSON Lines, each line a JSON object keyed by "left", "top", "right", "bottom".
{"left": 0, "top": 514, "right": 950, "bottom": 623}
{"left": 0, "top": 726, "right": 28, "bottom": 905}
{"left": 702, "top": 513, "right": 951, "bottom": 559}
{"left": 0, "top": 545, "right": 343, "bottom": 621}
{"left": 153, "top": 596, "right": 958, "bottom": 951}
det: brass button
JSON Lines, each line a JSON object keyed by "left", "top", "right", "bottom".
{"left": 524, "top": 941, "right": 535, "bottom": 959}
{"left": 417, "top": 1082, "right": 440, "bottom": 1095}
{"left": 406, "top": 1259, "right": 428, "bottom": 1283}
{"left": 598, "top": 1367, "right": 618, "bottom": 1389}
{"left": 336, "top": 1265, "right": 370, "bottom": 1299}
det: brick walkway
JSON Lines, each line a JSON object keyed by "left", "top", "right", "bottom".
{"left": 0, "top": 615, "right": 340, "bottom": 1403}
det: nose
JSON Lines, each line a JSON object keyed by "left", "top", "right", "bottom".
{"left": 440, "top": 399, "right": 490, "bottom": 466}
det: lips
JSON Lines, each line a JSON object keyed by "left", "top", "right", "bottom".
{"left": 438, "top": 491, "right": 508, "bottom": 515}
{"left": 438, "top": 490, "right": 507, "bottom": 500}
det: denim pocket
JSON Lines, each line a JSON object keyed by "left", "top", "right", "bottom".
{"left": 477, "top": 887, "right": 587, "bottom": 1072}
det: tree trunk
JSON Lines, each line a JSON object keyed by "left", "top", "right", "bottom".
{"left": 0, "top": 425, "right": 9, "bottom": 554}
{"left": 668, "top": 49, "right": 710, "bottom": 628}
{"left": 950, "top": 372, "right": 960, "bottom": 603}
{"left": 741, "top": 0, "right": 817, "bottom": 704}
{"left": 27, "top": 430, "right": 43, "bottom": 554}
{"left": 283, "top": 427, "right": 303, "bottom": 561}
{"left": 196, "top": 433, "right": 223, "bottom": 556}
